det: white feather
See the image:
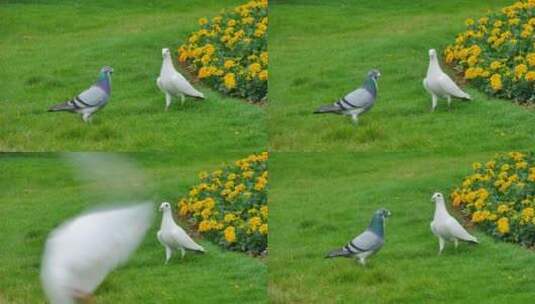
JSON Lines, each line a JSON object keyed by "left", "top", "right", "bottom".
{"left": 157, "top": 202, "right": 204, "bottom": 264}
{"left": 430, "top": 192, "right": 477, "bottom": 254}
{"left": 41, "top": 203, "right": 153, "bottom": 304}
{"left": 157, "top": 48, "right": 204, "bottom": 109}
{"left": 423, "top": 49, "right": 471, "bottom": 109}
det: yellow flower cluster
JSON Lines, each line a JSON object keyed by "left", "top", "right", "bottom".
{"left": 178, "top": 0, "right": 268, "bottom": 102}
{"left": 451, "top": 152, "right": 535, "bottom": 246}
{"left": 178, "top": 152, "right": 268, "bottom": 254}
{"left": 445, "top": 0, "right": 535, "bottom": 103}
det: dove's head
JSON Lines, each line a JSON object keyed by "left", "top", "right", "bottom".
{"left": 428, "top": 49, "right": 437, "bottom": 59}
{"left": 375, "top": 208, "right": 391, "bottom": 220}
{"left": 367, "top": 69, "right": 381, "bottom": 81}
{"left": 100, "top": 66, "right": 113, "bottom": 75}
{"left": 162, "top": 48, "right": 171, "bottom": 58}
{"left": 159, "top": 202, "right": 172, "bottom": 212}
{"left": 431, "top": 192, "right": 445, "bottom": 203}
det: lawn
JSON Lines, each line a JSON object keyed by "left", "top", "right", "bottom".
{"left": 0, "top": 153, "right": 266, "bottom": 303}
{"left": 268, "top": 0, "right": 535, "bottom": 152}
{"left": 268, "top": 151, "right": 535, "bottom": 303}
{"left": 0, "top": 0, "right": 266, "bottom": 152}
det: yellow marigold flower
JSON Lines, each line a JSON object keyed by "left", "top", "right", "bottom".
{"left": 249, "top": 63, "right": 262, "bottom": 75}
{"left": 259, "top": 224, "right": 268, "bottom": 235}
{"left": 465, "top": 18, "right": 475, "bottom": 26}
{"left": 260, "top": 205, "right": 268, "bottom": 218}
{"left": 201, "top": 54, "right": 211, "bottom": 65}
{"left": 227, "top": 19, "right": 237, "bottom": 27}
{"left": 224, "top": 73, "right": 237, "bottom": 89}
{"left": 497, "top": 204, "right": 509, "bottom": 214}
{"left": 490, "top": 61, "right": 502, "bottom": 70}
{"left": 199, "top": 220, "right": 213, "bottom": 232}
{"left": 471, "top": 210, "right": 489, "bottom": 223}
{"left": 260, "top": 52, "right": 268, "bottom": 65}
{"left": 528, "top": 53, "right": 535, "bottom": 67}
{"left": 489, "top": 74, "right": 502, "bottom": 91}
{"left": 198, "top": 17, "right": 208, "bottom": 26}
{"left": 224, "top": 226, "right": 236, "bottom": 243}
{"left": 249, "top": 216, "right": 262, "bottom": 231}
{"left": 224, "top": 60, "right": 236, "bottom": 69}
{"left": 522, "top": 207, "right": 534, "bottom": 220}
{"left": 514, "top": 64, "right": 528, "bottom": 79}
{"left": 224, "top": 213, "right": 237, "bottom": 223}
{"left": 178, "top": 200, "right": 189, "bottom": 216}
{"left": 201, "top": 208, "right": 212, "bottom": 219}
{"left": 526, "top": 71, "right": 535, "bottom": 82}
{"left": 497, "top": 217, "right": 509, "bottom": 234}
{"left": 198, "top": 66, "right": 213, "bottom": 79}
{"left": 258, "top": 70, "right": 268, "bottom": 81}
{"left": 203, "top": 197, "right": 215, "bottom": 209}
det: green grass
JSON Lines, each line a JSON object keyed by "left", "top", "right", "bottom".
{"left": 268, "top": 0, "right": 535, "bottom": 152}
{"left": 0, "top": 0, "right": 266, "bottom": 151}
{"left": 0, "top": 153, "right": 266, "bottom": 303}
{"left": 268, "top": 151, "right": 535, "bottom": 303}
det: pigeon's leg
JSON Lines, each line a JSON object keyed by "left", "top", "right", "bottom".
{"left": 164, "top": 246, "right": 172, "bottom": 264}
{"left": 180, "top": 94, "right": 186, "bottom": 105}
{"left": 431, "top": 94, "right": 438, "bottom": 112}
{"left": 165, "top": 93, "right": 172, "bottom": 111}
{"left": 438, "top": 237, "right": 445, "bottom": 255}
{"left": 358, "top": 257, "right": 366, "bottom": 266}
{"left": 454, "top": 239, "right": 459, "bottom": 249}
{"left": 180, "top": 247, "right": 186, "bottom": 259}
{"left": 82, "top": 112, "right": 91, "bottom": 123}
{"left": 447, "top": 96, "right": 452, "bottom": 111}
{"left": 351, "top": 114, "right": 359, "bottom": 125}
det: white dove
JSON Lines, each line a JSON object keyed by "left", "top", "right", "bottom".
{"left": 157, "top": 48, "right": 204, "bottom": 110}
{"left": 423, "top": 48, "right": 471, "bottom": 111}
{"left": 41, "top": 202, "right": 154, "bottom": 304}
{"left": 430, "top": 192, "right": 478, "bottom": 254}
{"left": 157, "top": 202, "right": 205, "bottom": 264}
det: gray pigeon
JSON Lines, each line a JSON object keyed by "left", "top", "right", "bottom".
{"left": 326, "top": 208, "right": 391, "bottom": 265}
{"left": 314, "top": 69, "right": 381, "bottom": 124}
{"left": 48, "top": 66, "right": 113, "bottom": 122}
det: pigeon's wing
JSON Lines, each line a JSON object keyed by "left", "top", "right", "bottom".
{"left": 76, "top": 85, "right": 109, "bottom": 108}
{"left": 349, "top": 230, "right": 384, "bottom": 252}
{"left": 173, "top": 225, "right": 204, "bottom": 252}
{"left": 343, "top": 88, "right": 375, "bottom": 109}
{"left": 169, "top": 72, "right": 203, "bottom": 98}
{"left": 445, "top": 216, "right": 477, "bottom": 242}
{"left": 423, "top": 78, "right": 432, "bottom": 94}
{"left": 430, "top": 221, "right": 439, "bottom": 237}
{"left": 437, "top": 73, "right": 470, "bottom": 99}
{"left": 314, "top": 88, "right": 373, "bottom": 114}
{"left": 41, "top": 203, "right": 154, "bottom": 303}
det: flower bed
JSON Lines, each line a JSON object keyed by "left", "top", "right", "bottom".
{"left": 444, "top": 0, "right": 534, "bottom": 103}
{"left": 178, "top": 0, "right": 268, "bottom": 103}
{"left": 178, "top": 152, "right": 268, "bottom": 255}
{"left": 451, "top": 152, "right": 535, "bottom": 247}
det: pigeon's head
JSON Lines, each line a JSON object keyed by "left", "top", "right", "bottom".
{"left": 162, "top": 48, "right": 171, "bottom": 58}
{"left": 159, "top": 202, "right": 172, "bottom": 212}
{"left": 428, "top": 49, "right": 437, "bottom": 59}
{"left": 431, "top": 192, "right": 444, "bottom": 203}
{"left": 375, "top": 208, "right": 391, "bottom": 220}
{"left": 100, "top": 66, "right": 114, "bottom": 75}
{"left": 367, "top": 69, "right": 381, "bottom": 81}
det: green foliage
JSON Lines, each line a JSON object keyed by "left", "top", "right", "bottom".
{"left": 178, "top": 152, "right": 268, "bottom": 255}
{"left": 452, "top": 152, "right": 535, "bottom": 247}
{"left": 445, "top": 0, "right": 535, "bottom": 103}
{"left": 179, "top": 0, "right": 268, "bottom": 102}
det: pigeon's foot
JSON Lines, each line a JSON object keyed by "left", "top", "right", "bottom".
{"left": 74, "top": 290, "right": 94, "bottom": 304}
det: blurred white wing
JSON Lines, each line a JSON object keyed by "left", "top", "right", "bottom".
{"left": 41, "top": 202, "right": 154, "bottom": 304}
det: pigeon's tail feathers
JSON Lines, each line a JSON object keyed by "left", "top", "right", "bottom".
{"left": 48, "top": 101, "right": 75, "bottom": 112}
{"left": 325, "top": 247, "right": 349, "bottom": 258}
{"left": 462, "top": 235, "right": 478, "bottom": 244}
{"left": 314, "top": 104, "right": 340, "bottom": 114}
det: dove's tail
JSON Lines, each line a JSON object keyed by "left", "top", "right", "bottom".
{"left": 48, "top": 101, "right": 75, "bottom": 112}
{"left": 314, "top": 104, "right": 340, "bottom": 114}
{"left": 325, "top": 247, "right": 349, "bottom": 258}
